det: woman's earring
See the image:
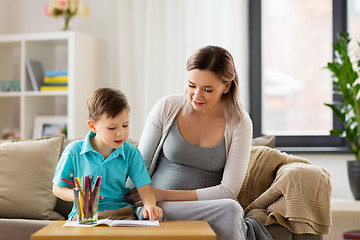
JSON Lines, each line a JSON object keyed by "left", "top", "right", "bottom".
{"left": 224, "top": 83, "right": 231, "bottom": 94}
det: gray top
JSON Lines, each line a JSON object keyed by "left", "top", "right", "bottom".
{"left": 138, "top": 95, "right": 253, "bottom": 200}
{"left": 151, "top": 117, "right": 226, "bottom": 190}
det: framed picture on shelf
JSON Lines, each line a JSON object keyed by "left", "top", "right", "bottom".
{"left": 33, "top": 116, "right": 67, "bottom": 139}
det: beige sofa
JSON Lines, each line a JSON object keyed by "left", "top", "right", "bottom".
{"left": 0, "top": 135, "right": 331, "bottom": 240}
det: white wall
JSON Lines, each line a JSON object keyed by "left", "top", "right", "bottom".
{"left": 0, "top": 1, "right": 9, "bottom": 34}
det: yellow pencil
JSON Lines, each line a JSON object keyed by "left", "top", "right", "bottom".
{"left": 75, "top": 177, "right": 85, "bottom": 219}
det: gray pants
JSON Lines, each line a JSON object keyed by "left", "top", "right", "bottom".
{"left": 156, "top": 199, "right": 247, "bottom": 240}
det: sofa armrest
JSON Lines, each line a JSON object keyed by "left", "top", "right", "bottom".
{"left": 245, "top": 162, "right": 332, "bottom": 235}
{"left": 238, "top": 146, "right": 310, "bottom": 209}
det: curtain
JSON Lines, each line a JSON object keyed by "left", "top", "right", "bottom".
{"left": 107, "top": 0, "right": 248, "bottom": 140}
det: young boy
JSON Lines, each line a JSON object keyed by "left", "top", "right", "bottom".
{"left": 52, "top": 87, "right": 162, "bottom": 221}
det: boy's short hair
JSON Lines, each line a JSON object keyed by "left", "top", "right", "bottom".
{"left": 87, "top": 87, "right": 129, "bottom": 122}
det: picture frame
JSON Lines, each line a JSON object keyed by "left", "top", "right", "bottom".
{"left": 33, "top": 116, "right": 67, "bottom": 139}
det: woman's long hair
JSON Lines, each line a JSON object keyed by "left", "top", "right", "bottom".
{"left": 184, "top": 46, "right": 242, "bottom": 124}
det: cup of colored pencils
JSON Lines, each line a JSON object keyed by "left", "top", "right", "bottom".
{"left": 73, "top": 175, "right": 102, "bottom": 224}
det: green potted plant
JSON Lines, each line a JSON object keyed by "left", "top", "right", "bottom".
{"left": 324, "top": 32, "right": 360, "bottom": 200}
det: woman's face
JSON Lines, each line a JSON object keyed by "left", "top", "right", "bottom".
{"left": 187, "top": 69, "right": 230, "bottom": 114}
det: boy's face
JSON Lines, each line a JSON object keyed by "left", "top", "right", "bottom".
{"left": 88, "top": 108, "right": 130, "bottom": 150}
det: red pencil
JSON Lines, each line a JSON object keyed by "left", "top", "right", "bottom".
{"left": 61, "top": 178, "right": 73, "bottom": 186}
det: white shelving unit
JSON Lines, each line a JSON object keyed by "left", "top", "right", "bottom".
{"left": 0, "top": 31, "right": 102, "bottom": 139}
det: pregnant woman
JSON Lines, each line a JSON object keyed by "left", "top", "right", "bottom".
{"left": 127, "top": 45, "right": 253, "bottom": 240}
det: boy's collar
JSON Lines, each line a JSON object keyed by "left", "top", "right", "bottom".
{"left": 80, "top": 131, "right": 96, "bottom": 155}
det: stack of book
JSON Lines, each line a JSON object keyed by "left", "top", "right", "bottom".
{"left": 344, "top": 230, "right": 360, "bottom": 240}
{"left": 40, "top": 70, "right": 68, "bottom": 91}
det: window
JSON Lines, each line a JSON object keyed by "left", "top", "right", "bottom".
{"left": 348, "top": 0, "right": 360, "bottom": 40}
{"left": 249, "top": 0, "right": 349, "bottom": 151}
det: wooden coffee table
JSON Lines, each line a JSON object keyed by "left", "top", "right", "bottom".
{"left": 31, "top": 220, "right": 216, "bottom": 240}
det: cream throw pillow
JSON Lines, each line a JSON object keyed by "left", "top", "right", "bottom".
{"left": 0, "top": 135, "right": 65, "bottom": 220}
{"left": 252, "top": 135, "right": 275, "bottom": 148}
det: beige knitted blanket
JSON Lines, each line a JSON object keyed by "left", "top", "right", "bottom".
{"left": 237, "top": 146, "right": 332, "bottom": 235}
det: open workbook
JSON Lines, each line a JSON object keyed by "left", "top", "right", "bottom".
{"left": 63, "top": 218, "right": 160, "bottom": 227}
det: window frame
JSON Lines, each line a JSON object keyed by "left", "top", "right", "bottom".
{"left": 248, "top": 0, "right": 349, "bottom": 152}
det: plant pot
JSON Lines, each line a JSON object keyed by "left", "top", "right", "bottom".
{"left": 347, "top": 160, "right": 360, "bottom": 200}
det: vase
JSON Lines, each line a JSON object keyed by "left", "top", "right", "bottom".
{"left": 61, "top": 15, "right": 73, "bottom": 31}
{"left": 347, "top": 160, "right": 360, "bottom": 200}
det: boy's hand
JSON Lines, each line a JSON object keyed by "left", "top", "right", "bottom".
{"left": 143, "top": 204, "right": 163, "bottom": 221}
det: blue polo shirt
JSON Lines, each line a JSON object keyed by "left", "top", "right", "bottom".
{"left": 52, "top": 131, "right": 151, "bottom": 220}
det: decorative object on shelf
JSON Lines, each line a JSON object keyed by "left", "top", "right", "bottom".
{"left": 1, "top": 80, "right": 21, "bottom": 92}
{"left": 44, "top": 0, "right": 90, "bottom": 31}
{"left": 33, "top": 116, "right": 67, "bottom": 139}
{"left": 1, "top": 128, "right": 20, "bottom": 140}
{"left": 1, "top": 80, "right": 13, "bottom": 92}
{"left": 26, "top": 60, "right": 44, "bottom": 91}
{"left": 344, "top": 230, "right": 360, "bottom": 239}
{"left": 12, "top": 80, "right": 21, "bottom": 91}
{"left": 324, "top": 32, "right": 360, "bottom": 200}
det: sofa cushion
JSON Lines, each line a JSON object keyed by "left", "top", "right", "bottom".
{"left": 252, "top": 135, "right": 275, "bottom": 148}
{"left": 0, "top": 135, "right": 65, "bottom": 220}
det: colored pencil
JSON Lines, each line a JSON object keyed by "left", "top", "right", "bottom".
{"left": 61, "top": 178, "right": 73, "bottom": 185}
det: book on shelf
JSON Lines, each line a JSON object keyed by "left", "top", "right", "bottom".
{"left": 344, "top": 230, "right": 360, "bottom": 239}
{"left": 43, "top": 75, "right": 68, "bottom": 83}
{"left": 40, "top": 85, "right": 68, "bottom": 91}
{"left": 45, "top": 70, "right": 68, "bottom": 77}
{"left": 26, "top": 60, "right": 45, "bottom": 91}
{"left": 42, "top": 83, "right": 68, "bottom": 87}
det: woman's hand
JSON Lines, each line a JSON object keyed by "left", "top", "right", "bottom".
{"left": 125, "top": 188, "right": 143, "bottom": 207}
{"left": 126, "top": 186, "right": 165, "bottom": 207}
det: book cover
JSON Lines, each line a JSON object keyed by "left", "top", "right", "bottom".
{"left": 344, "top": 230, "right": 360, "bottom": 239}
{"left": 45, "top": 70, "right": 68, "bottom": 77}
{"left": 63, "top": 219, "right": 160, "bottom": 227}
{"left": 26, "top": 60, "right": 44, "bottom": 91}
{"left": 42, "top": 83, "right": 68, "bottom": 87}
{"left": 40, "top": 86, "right": 68, "bottom": 91}
{"left": 43, "top": 76, "right": 68, "bottom": 83}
